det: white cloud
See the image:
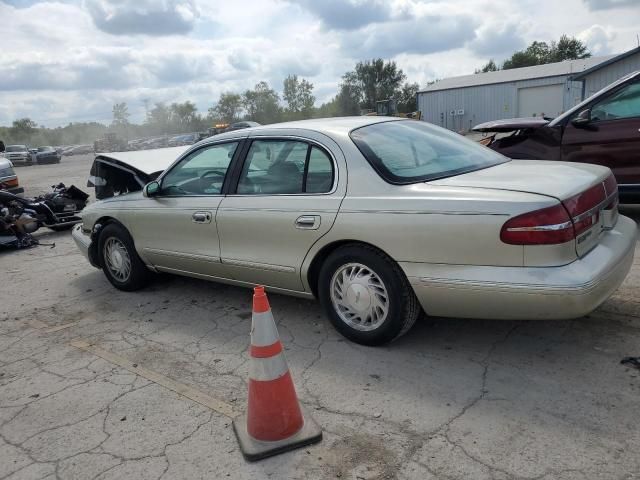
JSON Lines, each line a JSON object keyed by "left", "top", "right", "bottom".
{"left": 285, "top": 0, "right": 392, "bottom": 30}
{"left": 470, "top": 20, "right": 528, "bottom": 57}
{"left": 578, "top": 24, "right": 617, "bottom": 55}
{"left": 0, "top": 0, "right": 636, "bottom": 126}
{"left": 583, "top": 0, "right": 638, "bottom": 10}
{"left": 84, "top": 0, "right": 200, "bottom": 36}
{"left": 342, "top": 14, "right": 478, "bottom": 58}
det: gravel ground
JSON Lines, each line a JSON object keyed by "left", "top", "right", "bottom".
{"left": 1, "top": 154, "right": 639, "bottom": 480}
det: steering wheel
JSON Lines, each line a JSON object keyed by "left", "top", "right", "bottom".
{"left": 199, "top": 170, "right": 225, "bottom": 180}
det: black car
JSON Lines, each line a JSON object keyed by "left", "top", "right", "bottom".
{"left": 226, "top": 121, "right": 261, "bottom": 131}
{"left": 35, "top": 146, "right": 61, "bottom": 164}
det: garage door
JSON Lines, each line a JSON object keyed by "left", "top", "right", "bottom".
{"left": 517, "top": 84, "right": 564, "bottom": 118}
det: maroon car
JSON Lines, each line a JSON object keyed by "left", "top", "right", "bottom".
{"left": 474, "top": 71, "right": 640, "bottom": 202}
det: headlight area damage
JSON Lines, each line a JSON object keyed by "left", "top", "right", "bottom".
{"left": 88, "top": 146, "right": 189, "bottom": 199}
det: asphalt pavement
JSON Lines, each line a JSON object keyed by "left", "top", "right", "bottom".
{"left": 1, "top": 154, "right": 639, "bottom": 479}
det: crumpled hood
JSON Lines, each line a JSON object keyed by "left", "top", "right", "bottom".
{"left": 431, "top": 160, "right": 611, "bottom": 200}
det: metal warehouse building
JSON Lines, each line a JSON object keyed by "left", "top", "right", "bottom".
{"left": 417, "top": 46, "right": 640, "bottom": 131}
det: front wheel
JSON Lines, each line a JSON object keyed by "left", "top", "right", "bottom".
{"left": 98, "top": 223, "right": 150, "bottom": 291}
{"left": 318, "top": 244, "right": 421, "bottom": 346}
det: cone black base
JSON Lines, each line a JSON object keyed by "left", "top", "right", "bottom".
{"left": 233, "top": 406, "right": 323, "bottom": 461}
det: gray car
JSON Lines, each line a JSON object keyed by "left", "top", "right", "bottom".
{"left": 73, "top": 117, "right": 636, "bottom": 345}
{"left": 4, "top": 145, "right": 32, "bottom": 166}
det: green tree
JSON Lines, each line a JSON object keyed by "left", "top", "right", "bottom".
{"left": 342, "top": 59, "right": 407, "bottom": 111}
{"left": 111, "top": 102, "right": 130, "bottom": 126}
{"left": 475, "top": 59, "right": 498, "bottom": 73}
{"left": 549, "top": 35, "right": 591, "bottom": 62}
{"left": 282, "top": 75, "right": 316, "bottom": 119}
{"left": 502, "top": 36, "right": 590, "bottom": 70}
{"left": 145, "top": 102, "right": 171, "bottom": 134}
{"left": 396, "top": 82, "right": 419, "bottom": 113}
{"left": 9, "top": 118, "right": 38, "bottom": 143}
{"left": 209, "top": 92, "right": 242, "bottom": 123}
{"left": 242, "top": 81, "right": 281, "bottom": 124}
{"left": 169, "top": 101, "right": 199, "bottom": 131}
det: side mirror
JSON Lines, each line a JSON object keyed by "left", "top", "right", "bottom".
{"left": 143, "top": 181, "right": 160, "bottom": 198}
{"left": 571, "top": 109, "right": 592, "bottom": 128}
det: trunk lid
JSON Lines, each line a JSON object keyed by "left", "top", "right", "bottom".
{"left": 432, "top": 160, "right": 619, "bottom": 257}
{"left": 472, "top": 117, "right": 549, "bottom": 133}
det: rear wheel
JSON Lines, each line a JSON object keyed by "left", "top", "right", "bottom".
{"left": 98, "top": 223, "right": 150, "bottom": 291}
{"left": 318, "top": 244, "right": 421, "bottom": 346}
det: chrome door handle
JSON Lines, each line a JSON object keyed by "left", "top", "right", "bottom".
{"left": 192, "top": 211, "right": 212, "bottom": 223}
{"left": 295, "top": 215, "right": 320, "bottom": 230}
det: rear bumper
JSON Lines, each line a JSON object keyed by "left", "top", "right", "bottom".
{"left": 404, "top": 215, "right": 637, "bottom": 320}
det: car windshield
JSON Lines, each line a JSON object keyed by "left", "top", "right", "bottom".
{"left": 38, "top": 146, "right": 53, "bottom": 152}
{"left": 350, "top": 120, "right": 508, "bottom": 184}
{"left": 6, "top": 145, "right": 27, "bottom": 152}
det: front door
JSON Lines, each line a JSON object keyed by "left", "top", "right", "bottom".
{"left": 217, "top": 137, "right": 344, "bottom": 292}
{"left": 561, "top": 79, "right": 640, "bottom": 186}
{"left": 130, "top": 141, "right": 241, "bottom": 277}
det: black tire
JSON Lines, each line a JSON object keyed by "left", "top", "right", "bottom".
{"left": 317, "top": 243, "right": 421, "bottom": 346}
{"left": 98, "top": 223, "right": 151, "bottom": 291}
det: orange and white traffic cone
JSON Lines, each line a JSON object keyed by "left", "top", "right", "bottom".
{"left": 233, "top": 286, "right": 322, "bottom": 461}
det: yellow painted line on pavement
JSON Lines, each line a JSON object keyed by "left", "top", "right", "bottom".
{"left": 28, "top": 320, "right": 50, "bottom": 330}
{"left": 43, "top": 322, "right": 80, "bottom": 333}
{"left": 69, "top": 339, "right": 238, "bottom": 419}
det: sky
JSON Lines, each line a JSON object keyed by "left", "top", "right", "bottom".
{"left": 0, "top": 0, "right": 638, "bottom": 127}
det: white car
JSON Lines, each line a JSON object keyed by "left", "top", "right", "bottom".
{"left": 73, "top": 117, "right": 637, "bottom": 345}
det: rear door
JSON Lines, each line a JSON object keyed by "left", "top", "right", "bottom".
{"left": 216, "top": 134, "right": 345, "bottom": 292}
{"left": 561, "top": 78, "right": 640, "bottom": 186}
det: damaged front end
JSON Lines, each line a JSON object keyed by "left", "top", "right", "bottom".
{"left": 87, "top": 147, "right": 188, "bottom": 199}
{"left": 473, "top": 117, "right": 562, "bottom": 160}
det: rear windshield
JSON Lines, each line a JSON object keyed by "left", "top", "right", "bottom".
{"left": 350, "top": 120, "right": 508, "bottom": 184}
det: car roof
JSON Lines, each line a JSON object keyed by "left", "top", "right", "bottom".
{"left": 214, "top": 116, "right": 403, "bottom": 141}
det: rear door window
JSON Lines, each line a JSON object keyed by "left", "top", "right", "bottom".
{"left": 236, "top": 140, "right": 334, "bottom": 194}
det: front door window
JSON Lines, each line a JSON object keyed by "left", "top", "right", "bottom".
{"left": 161, "top": 142, "right": 238, "bottom": 196}
{"left": 590, "top": 82, "right": 640, "bottom": 122}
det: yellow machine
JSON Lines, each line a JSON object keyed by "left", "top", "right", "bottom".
{"left": 366, "top": 99, "right": 422, "bottom": 120}
{"left": 207, "top": 123, "right": 230, "bottom": 136}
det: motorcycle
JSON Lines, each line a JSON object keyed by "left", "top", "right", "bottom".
{"left": 0, "top": 182, "right": 89, "bottom": 248}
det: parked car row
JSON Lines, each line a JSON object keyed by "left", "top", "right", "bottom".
{"left": 1, "top": 144, "right": 63, "bottom": 166}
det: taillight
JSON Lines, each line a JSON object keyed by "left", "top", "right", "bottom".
{"left": 502, "top": 175, "right": 618, "bottom": 246}
{"left": 500, "top": 204, "right": 574, "bottom": 245}
{"left": 3, "top": 178, "right": 18, "bottom": 187}
{"left": 603, "top": 174, "right": 618, "bottom": 210}
{"left": 563, "top": 183, "right": 606, "bottom": 236}
{"left": 603, "top": 174, "right": 617, "bottom": 198}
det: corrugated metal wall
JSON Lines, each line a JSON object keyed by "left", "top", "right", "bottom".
{"left": 417, "top": 75, "right": 581, "bottom": 131}
{"left": 583, "top": 52, "right": 640, "bottom": 98}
